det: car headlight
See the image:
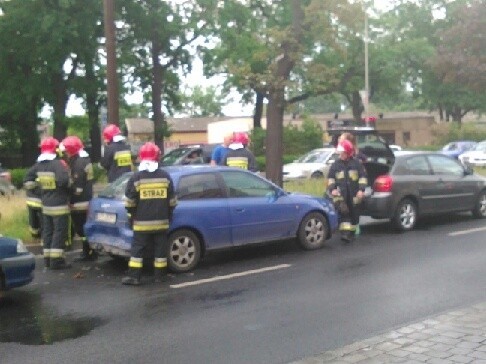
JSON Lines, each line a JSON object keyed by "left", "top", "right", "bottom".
{"left": 17, "top": 239, "right": 29, "bottom": 253}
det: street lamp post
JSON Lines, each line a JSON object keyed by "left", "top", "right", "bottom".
{"left": 364, "top": 11, "right": 370, "bottom": 127}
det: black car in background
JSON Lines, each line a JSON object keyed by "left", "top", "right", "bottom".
{"left": 362, "top": 151, "right": 486, "bottom": 231}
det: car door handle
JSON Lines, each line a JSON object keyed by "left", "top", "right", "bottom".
{"left": 235, "top": 208, "right": 245, "bottom": 212}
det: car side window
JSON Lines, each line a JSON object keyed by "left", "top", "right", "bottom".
{"left": 428, "top": 155, "right": 464, "bottom": 176}
{"left": 404, "top": 156, "right": 431, "bottom": 176}
{"left": 221, "top": 170, "right": 274, "bottom": 198}
{"left": 177, "top": 173, "right": 223, "bottom": 200}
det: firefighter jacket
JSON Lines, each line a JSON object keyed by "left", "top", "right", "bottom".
{"left": 222, "top": 146, "right": 258, "bottom": 172}
{"left": 100, "top": 140, "right": 133, "bottom": 182}
{"left": 68, "top": 154, "right": 94, "bottom": 212}
{"left": 26, "top": 185, "right": 42, "bottom": 210}
{"left": 327, "top": 157, "right": 368, "bottom": 205}
{"left": 24, "top": 158, "right": 71, "bottom": 216}
{"left": 124, "top": 168, "right": 177, "bottom": 232}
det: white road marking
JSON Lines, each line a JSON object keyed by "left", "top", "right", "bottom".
{"left": 449, "top": 226, "right": 486, "bottom": 236}
{"left": 170, "top": 263, "right": 291, "bottom": 289}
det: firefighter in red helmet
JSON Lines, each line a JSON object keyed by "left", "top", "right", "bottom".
{"left": 122, "top": 142, "right": 177, "bottom": 285}
{"left": 23, "top": 137, "right": 72, "bottom": 269}
{"left": 327, "top": 139, "right": 367, "bottom": 242}
{"left": 100, "top": 124, "right": 133, "bottom": 183}
{"left": 222, "top": 132, "right": 258, "bottom": 172}
{"left": 60, "top": 136, "right": 97, "bottom": 261}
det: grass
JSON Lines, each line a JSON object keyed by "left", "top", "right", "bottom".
{"left": 284, "top": 178, "right": 327, "bottom": 197}
{"left": 0, "top": 191, "right": 31, "bottom": 243}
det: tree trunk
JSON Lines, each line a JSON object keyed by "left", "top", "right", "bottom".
{"left": 265, "top": 90, "right": 285, "bottom": 186}
{"left": 151, "top": 38, "right": 165, "bottom": 155}
{"left": 351, "top": 91, "right": 364, "bottom": 123}
{"left": 85, "top": 60, "right": 101, "bottom": 162}
{"left": 20, "top": 105, "right": 40, "bottom": 167}
{"left": 253, "top": 92, "right": 264, "bottom": 129}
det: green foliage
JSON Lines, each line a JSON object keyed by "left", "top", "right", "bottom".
{"left": 256, "top": 154, "right": 299, "bottom": 171}
{"left": 93, "top": 163, "right": 107, "bottom": 184}
{"left": 180, "top": 85, "right": 225, "bottom": 117}
{"left": 66, "top": 115, "right": 90, "bottom": 141}
{"left": 434, "top": 123, "right": 486, "bottom": 146}
{"left": 10, "top": 168, "right": 27, "bottom": 189}
{"left": 283, "top": 179, "right": 326, "bottom": 197}
{"left": 250, "top": 117, "right": 323, "bottom": 157}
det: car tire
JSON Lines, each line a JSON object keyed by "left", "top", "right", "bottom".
{"left": 311, "top": 171, "right": 324, "bottom": 179}
{"left": 472, "top": 190, "right": 486, "bottom": 218}
{"left": 392, "top": 198, "right": 417, "bottom": 232}
{"left": 297, "top": 212, "right": 328, "bottom": 250}
{"left": 167, "top": 229, "right": 201, "bottom": 273}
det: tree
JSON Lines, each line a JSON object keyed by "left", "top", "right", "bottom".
{"left": 208, "top": 0, "right": 362, "bottom": 186}
{"left": 180, "top": 86, "right": 225, "bottom": 117}
{"left": 117, "top": 0, "right": 217, "bottom": 154}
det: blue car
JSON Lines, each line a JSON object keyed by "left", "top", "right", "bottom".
{"left": 441, "top": 141, "right": 477, "bottom": 159}
{"left": 85, "top": 166, "right": 338, "bottom": 272}
{"left": 0, "top": 236, "right": 36, "bottom": 290}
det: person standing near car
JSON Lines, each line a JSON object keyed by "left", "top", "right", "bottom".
{"left": 222, "top": 132, "right": 258, "bottom": 172}
{"left": 122, "top": 142, "right": 177, "bottom": 286}
{"left": 210, "top": 133, "right": 233, "bottom": 166}
{"left": 23, "top": 137, "right": 72, "bottom": 269}
{"left": 25, "top": 182, "right": 43, "bottom": 240}
{"left": 100, "top": 124, "right": 133, "bottom": 183}
{"left": 60, "top": 136, "right": 97, "bottom": 262}
{"left": 327, "top": 139, "right": 367, "bottom": 242}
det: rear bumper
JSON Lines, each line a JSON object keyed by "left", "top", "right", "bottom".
{"left": 1, "top": 253, "right": 36, "bottom": 290}
{"left": 85, "top": 222, "right": 132, "bottom": 256}
{"left": 362, "top": 192, "right": 394, "bottom": 219}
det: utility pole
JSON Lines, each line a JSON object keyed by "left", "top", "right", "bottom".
{"left": 103, "top": 0, "right": 119, "bottom": 126}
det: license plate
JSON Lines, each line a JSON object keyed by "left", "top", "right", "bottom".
{"left": 95, "top": 212, "right": 117, "bottom": 224}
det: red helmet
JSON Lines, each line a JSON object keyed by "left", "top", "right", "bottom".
{"left": 139, "top": 142, "right": 161, "bottom": 162}
{"left": 103, "top": 124, "right": 121, "bottom": 143}
{"left": 40, "top": 137, "right": 59, "bottom": 154}
{"left": 337, "top": 139, "right": 354, "bottom": 157}
{"left": 233, "top": 132, "right": 249, "bottom": 145}
{"left": 61, "top": 136, "right": 84, "bottom": 156}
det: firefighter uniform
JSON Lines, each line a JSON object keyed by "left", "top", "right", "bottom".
{"left": 24, "top": 137, "right": 72, "bottom": 269}
{"left": 327, "top": 148, "right": 367, "bottom": 241}
{"left": 100, "top": 124, "right": 133, "bottom": 183}
{"left": 122, "top": 142, "right": 177, "bottom": 285}
{"left": 26, "top": 185, "right": 42, "bottom": 238}
{"left": 222, "top": 132, "right": 258, "bottom": 172}
{"left": 61, "top": 136, "right": 96, "bottom": 261}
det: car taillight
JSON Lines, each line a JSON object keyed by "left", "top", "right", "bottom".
{"left": 374, "top": 175, "right": 393, "bottom": 192}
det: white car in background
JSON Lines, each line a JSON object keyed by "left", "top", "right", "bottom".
{"left": 389, "top": 144, "right": 403, "bottom": 153}
{"left": 459, "top": 140, "right": 486, "bottom": 167}
{"left": 283, "top": 148, "right": 336, "bottom": 181}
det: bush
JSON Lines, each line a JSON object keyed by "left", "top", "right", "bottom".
{"left": 10, "top": 168, "right": 27, "bottom": 189}
{"left": 433, "top": 123, "right": 486, "bottom": 146}
{"left": 255, "top": 154, "right": 300, "bottom": 171}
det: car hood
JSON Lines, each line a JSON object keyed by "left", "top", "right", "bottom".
{"left": 461, "top": 151, "right": 486, "bottom": 158}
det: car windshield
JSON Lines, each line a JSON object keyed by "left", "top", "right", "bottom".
{"left": 472, "top": 142, "right": 486, "bottom": 152}
{"left": 98, "top": 173, "right": 132, "bottom": 199}
{"left": 161, "top": 147, "right": 192, "bottom": 166}
{"left": 297, "top": 150, "right": 333, "bottom": 163}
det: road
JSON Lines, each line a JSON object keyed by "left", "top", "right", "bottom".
{"left": 1, "top": 214, "right": 486, "bottom": 364}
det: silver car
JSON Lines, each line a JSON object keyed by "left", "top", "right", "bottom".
{"left": 362, "top": 151, "right": 486, "bottom": 231}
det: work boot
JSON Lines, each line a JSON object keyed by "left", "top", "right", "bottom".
{"left": 74, "top": 241, "right": 98, "bottom": 262}
{"left": 122, "top": 268, "right": 141, "bottom": 286}
{"left": 50, "top": 258, "right": 72, "bottom": 270}
{"left": 153, "top": 269, "right": 168, "bottom": 283}
{"left": 340, "top": 231, "right": 352, "bottom": 243}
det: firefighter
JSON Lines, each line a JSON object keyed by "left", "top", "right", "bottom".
{"left": 222, "top": 132, "right": 258, "bottom": 172}
{"left": 122, "top": 142, "right": 177, "bottom": 286}
{"left": 61, "top": 136, "right": 97, "bottom": 261}
{"left": 24, "top": 137, "right": 72, "bottom": 269}
{"left": 327, "top": 139, "right": 367, "bottom": 242}
{"left": 100, "top": 124, "right": 133, "bottom": 183}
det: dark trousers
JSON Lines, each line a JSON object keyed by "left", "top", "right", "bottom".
{"left": 71, "top": 211, "right": 87, "bottom": 239}
{"left": 28, "top": 207, "right": 43, "bottom": 237}
{"left": 42, "top": 214, "right": 69, "bottom": 255}
{"left": 338, "top": 196, "right": 361, "bottom": 233}
{"left": 131, "top": 231, "right": 168, "bottom": 261}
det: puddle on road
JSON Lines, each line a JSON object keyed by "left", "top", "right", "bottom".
{"left": 0, "top": 292, "right": 103, "bottom": 345}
